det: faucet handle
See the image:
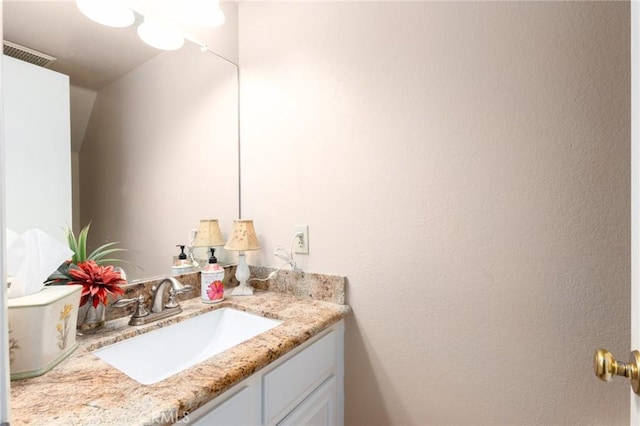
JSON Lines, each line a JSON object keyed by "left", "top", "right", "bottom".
{"left": 178, "top": 285, "right": 195, "bottom": 294}
{"left": 112, "top": 295, "right": 149, "bottom": 318}
{"left": 164, "top": 285, "right": 195, "bottom": 308}
{"left": 165, "top": 285, "right": 194, "bottom": 309}
{"left": 112, "top": 296, "right": 138, "bottom": 308}
{"left": 166, "top": 289, "right": 180, "bottom": 309}
{"left": 131, "top": 295, "right": 149, "bottom": 319}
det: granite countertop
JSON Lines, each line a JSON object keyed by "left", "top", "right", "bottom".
{"left": 9, "top": 291, "right": 350, "bottom": 425}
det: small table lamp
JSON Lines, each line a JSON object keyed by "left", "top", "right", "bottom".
{"left": 224, "top": 219, "right": 261, "bottom": 296}
{"left": 193, "top": 219, "right": 226, "bottom": 263}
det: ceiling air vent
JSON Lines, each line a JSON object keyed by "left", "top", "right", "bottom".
{"left": 3, "top": 41, "right": 57, "bottom": 68}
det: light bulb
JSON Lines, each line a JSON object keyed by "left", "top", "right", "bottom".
{"left": 137, "top": 17, "right": 185, "bottom": 51}
{"left": 76, "top": 0, "right": 135, "bottom": 28}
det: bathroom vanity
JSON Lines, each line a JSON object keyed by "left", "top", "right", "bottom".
{"left": 8, "top": 290, "right": 349, "bottom": 425}
{"left": 190, "top": 320, "right": 344, "bottom": 425}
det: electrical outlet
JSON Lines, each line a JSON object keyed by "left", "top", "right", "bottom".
{"left": 294, "top": 225, "right": 309, "bottom": 254}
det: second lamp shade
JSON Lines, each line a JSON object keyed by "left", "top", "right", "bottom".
{"left": 224, "top": 220, "right": 261, "bottom": 251}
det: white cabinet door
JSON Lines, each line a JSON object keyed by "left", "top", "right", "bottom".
{"left": 191, "top": 386, "right": 259, "bottom": 426}
{"left": 263, "top": 331, "right": 336, "bottom": 424}
{"left": 278, "top": 377, "right": 337, "bottom": 426}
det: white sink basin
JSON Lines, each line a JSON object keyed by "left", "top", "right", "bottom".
{"left": 93, "top": 308, "right": 282, "bottom": 385}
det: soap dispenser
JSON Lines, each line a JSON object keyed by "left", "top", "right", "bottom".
{"left": 201, "top": 248, "right": 225, "bottom": 303}
{"left": 172, "top": 244, "right": 195, "bottom": 275}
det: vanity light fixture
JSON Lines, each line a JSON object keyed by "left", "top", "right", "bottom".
{"left": 224, "top": 220, "right": 261, "bottom": 296}
{"left": 178, "top": 0, "right": 226, "bottom": 28}
{"left": 75, "top": 0, "right": 135, "bottom": 28}
{"left": 136, "top": 16, "right": 185, "bottom": 51}
{"left": 76, "top": 0, "right": 226, "bottom": 51}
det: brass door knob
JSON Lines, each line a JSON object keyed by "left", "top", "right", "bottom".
{"left": 594, "top": 349, "right": 640, "bottom": 394}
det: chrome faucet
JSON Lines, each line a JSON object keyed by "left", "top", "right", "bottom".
{"left": 113, "top": 277, "right": 194, "bottom": 326}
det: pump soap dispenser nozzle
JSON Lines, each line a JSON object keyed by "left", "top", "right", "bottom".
{"left": 172, "top": 244, "right": 194, "bottom": 276}
{"left": 177, "top": 245, "right": 187, "bottom": 260}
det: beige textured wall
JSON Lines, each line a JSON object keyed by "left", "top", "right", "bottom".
{"left": 239, "top": 2, "right": 630, "bottom": 424}
{"left": 80, "top": 40, "right": 239, "bottom": 280}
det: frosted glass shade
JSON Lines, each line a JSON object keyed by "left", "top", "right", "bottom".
{"left": 193, "top": 219, "right": 225, "bottom": 247}
{"left": 224, "top": 220, "right": 261, "bottom": 252}
{"left": 178, "top": 0, "right": 225, "bottom": 28}
{"left": 137, "top": 17, "right": 184, "bottom": 51}
{"left": 76, "top": 0, "right": 135, "bottom": 28}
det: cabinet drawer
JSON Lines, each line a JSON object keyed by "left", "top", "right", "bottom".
{"left": 263, "top": 331, "right": 336, "bottom": 424}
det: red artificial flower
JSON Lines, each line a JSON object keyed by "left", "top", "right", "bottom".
{"left": 68, "top": 260, "right": 125, "bottom": 308}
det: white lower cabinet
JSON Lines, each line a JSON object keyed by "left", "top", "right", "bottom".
{"left": 277, "top": 377, "right": 337, "bottom": 426}
{"left": 190, "top": 385, "right": 260, "bottom": 425}
{"left": 188, "top": 320, "right": 344, "bottom": 426}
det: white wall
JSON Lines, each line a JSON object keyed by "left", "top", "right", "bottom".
{"left": 69, "top": 85, "right": 97, "bottom": 233}
{"left": 3, "top": 56, "right": 71, "bottom": 243}
{"left": 69, "top": 85, "right": 97, "bottom": 153}
{"left": 239, "top": 2, "right": 630, "bottom": 424}
{"left": 80, "top": 41, "right": 238, "bottom": 280}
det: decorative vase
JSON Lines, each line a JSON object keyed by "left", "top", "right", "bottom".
{"left": 77, "top": 297, "right": 106, "bottom": 333}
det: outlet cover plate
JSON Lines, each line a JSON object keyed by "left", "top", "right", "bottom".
{"left": 294, "top": 225, "right": 309, "bottom": 254}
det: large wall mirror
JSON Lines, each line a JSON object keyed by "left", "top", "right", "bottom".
{"left": 3, "top": 0, "right": 239, "bottom": 280}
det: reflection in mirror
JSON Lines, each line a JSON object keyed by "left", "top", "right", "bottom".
{"left": 3, "top": 0, "right": 239, "bottom": 280}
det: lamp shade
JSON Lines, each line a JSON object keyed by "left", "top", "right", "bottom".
{"left": 224, "top": 220, "right": 261, "bottom": 251}
{"left": 193, "top": 219, "right": 225, "bottom": 247}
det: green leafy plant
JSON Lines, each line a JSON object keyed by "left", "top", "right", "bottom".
{"left": 46, "top": 223, "right": 127, "bottom": 287}
{"left": 66, "top": 223, "right": 125, "bottom": 265}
